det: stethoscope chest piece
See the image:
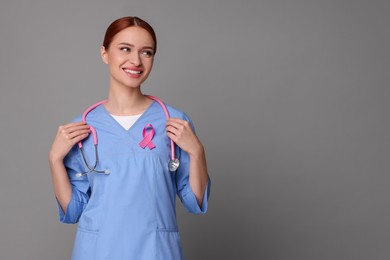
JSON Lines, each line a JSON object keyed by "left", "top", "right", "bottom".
{"left": 168, "top": 158, "right": 180, "bottom": 172}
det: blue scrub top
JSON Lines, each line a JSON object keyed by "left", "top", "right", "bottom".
{"left": 57, "top": 100, "right": 211, "bottom": 260}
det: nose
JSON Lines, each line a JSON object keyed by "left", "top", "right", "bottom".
{"left": 129, "top": 51, "right": 141, "bottom": 66}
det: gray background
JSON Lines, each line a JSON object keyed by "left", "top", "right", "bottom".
{"left": 0, "top": 0, "right": 389, "bottom": 259}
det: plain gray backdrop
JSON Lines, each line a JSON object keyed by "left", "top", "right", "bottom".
{"left": 1, "top": 0, "right": 389, "bottom": 259}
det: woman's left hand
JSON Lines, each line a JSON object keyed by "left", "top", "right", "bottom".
{"left": 166, "top": 118, "right": 202, "bottom": 156}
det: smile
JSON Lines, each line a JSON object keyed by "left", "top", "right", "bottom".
{"left": 123, "top": 69, "right": 142, "bottom": 75}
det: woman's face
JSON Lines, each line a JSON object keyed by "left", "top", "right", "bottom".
{"left": 101, "top": 26, "right": 155, "bottom": 89}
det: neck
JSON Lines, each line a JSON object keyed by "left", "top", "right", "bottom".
{"left": 105, "top": 86, "right": 152, "bottom": 116}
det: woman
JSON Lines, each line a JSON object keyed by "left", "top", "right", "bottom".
{"left": 49, "top": 16, "right": 210, "bottom": 259}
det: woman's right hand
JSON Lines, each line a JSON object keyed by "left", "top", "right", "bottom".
{"left": 49, "top": 122, "right": 90, "bottom": 163}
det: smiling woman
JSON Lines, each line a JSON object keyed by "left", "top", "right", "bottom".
{"left": 101, "top": 26, "right": 155, "bottom": 91}
{"left": 48, "top": 16, "right": 210, "bottom": 260}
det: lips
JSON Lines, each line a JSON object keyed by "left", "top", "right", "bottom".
{"left": 122, "top": 67, "right": 143, "bottom": 78}
{"left": 123, "top": 69, "right": 142, "bottom": 74}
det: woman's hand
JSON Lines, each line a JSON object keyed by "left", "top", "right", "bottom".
{"left": 166, "top": 118, "right": 209, "bottom": 206}
{"left": 165, "top": 118, "right": 203, "bottom": 156}
{"left": 49, "top": 122, "right": 90, "bottom": 163}
{"left": 49, "top": 122, "right": 89, "bottom": 212}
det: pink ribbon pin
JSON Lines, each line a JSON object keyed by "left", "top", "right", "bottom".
{"left": 139, "top": 124, "right": 156, "bottom": 149}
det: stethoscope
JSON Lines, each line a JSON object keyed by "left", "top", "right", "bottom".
{"left": 75, "top": 95, "right": 180, "bottom": 177}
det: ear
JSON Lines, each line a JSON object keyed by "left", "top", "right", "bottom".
{"left": 100, "top": 46, "right": 108, "bottom": 64}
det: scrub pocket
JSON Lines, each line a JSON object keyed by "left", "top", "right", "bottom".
{"left": 72, "top": 228, "right": 98, "bottom": 260}
{"left": 157, "top": 229, "right": 183, "bottom": 260}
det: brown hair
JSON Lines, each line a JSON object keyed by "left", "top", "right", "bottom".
{"left": 102, "top": 16, "right": 157, "bottom": 53}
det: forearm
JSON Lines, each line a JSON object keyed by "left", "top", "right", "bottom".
{"left": 48, "top": 122, "right": 91, "bottom": 214}
{"left": 165, "top": 117, "right": 209, "bottom": 207}
{"left": 188, "top": 144, "right": 209, "bottom": 207}
{"left": 49, "top": 156, "right": 72, "bottom": 213}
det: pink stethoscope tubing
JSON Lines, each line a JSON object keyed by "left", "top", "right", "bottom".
{"left": 76, "top": 95, "right": 179, "bottom": 177}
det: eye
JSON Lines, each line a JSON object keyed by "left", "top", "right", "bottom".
{"left": 141, "top": 50, "right": 154, "bottom": 57}
{"left": 120, "top": 47, "right": 131, "bottom": 52}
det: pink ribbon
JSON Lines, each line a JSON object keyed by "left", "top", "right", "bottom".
{"left": 139, "top": 124, "right": 156, "bottom": 149}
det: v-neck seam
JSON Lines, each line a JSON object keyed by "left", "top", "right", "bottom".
{"left": 100, "top": 100, "right": 156, "bottom": 135}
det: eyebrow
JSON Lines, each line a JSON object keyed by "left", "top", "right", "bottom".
{"left": 118, "top": 42, "right": 154, "bottom": 50}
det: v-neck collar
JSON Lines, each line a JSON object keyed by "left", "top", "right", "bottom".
{"left": 100, "top": 100, "right": 156, "bottom": 134}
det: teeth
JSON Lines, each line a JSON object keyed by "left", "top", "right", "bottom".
{"left": 124, "top": 69, "right": 141, "bottom": 74}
